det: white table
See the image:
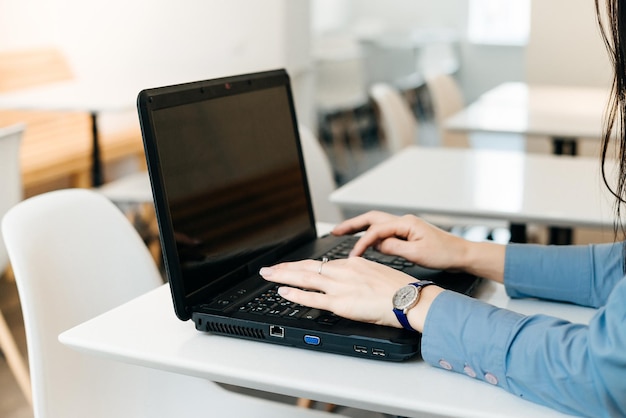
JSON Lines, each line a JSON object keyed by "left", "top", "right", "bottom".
{"left": 445, "top": 82, "right": 610, "bottom": 155}
{"left": 330, "top": 146, "right": 616, "bottom": 243}
{"left": 59, "top": 278, "right": 594, "bottom": 418}
{"left": 0, "top": 79, "right": 143, "bottom": 186}
{"left": 96, "top": 171, "right": 153, "bottom": 203}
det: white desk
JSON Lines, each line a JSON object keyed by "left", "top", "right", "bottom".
{"left": 330, "top": 146, "right": 616, "bottom": 243}
{"left": 0, "top": 79, "right": 142, "bottom": 186}
{"left": 59, "top": 278, "right": 593, "bottom": 418}
{"left": 445, "top": 82, "right": 609, "bottom": 155}
{"left": 96, "top": 171, "right": 153, "bottom": 203}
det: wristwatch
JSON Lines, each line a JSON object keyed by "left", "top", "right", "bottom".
{"left": 392, "top": 280, "right": 435, "bottom": 332}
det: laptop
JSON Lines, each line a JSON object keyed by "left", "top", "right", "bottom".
{"left": 137, "top": 69, "right": 482, "bottom": 362}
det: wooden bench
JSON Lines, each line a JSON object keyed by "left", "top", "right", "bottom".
{"left": 0, "top": 47, "right": 145, "bottom": 195}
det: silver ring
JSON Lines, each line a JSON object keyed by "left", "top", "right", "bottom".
{"left": 318, "top": 257, "right": 329, "bottom": 275}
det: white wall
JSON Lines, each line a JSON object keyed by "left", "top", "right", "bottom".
{"left": 0, "top": 0, "right": 613, "bottom": 126}
{"left": 526, "top": 0, "right": 612, "bottom": 88}
{"left": 0, "top": 0, "right": 309, "bottom": 85}
{"left": 0, "top": 0, "right": 315, "bottom": 128}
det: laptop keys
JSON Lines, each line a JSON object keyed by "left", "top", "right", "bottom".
{"left": 320, "top": 236, "right": 413, "bottom": 271}
{"left": 238, "top": 286, "right": 339, "bottom": 324}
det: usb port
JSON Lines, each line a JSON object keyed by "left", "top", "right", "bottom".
{"left": 269, "top": 326, "right": 284, "bottom": 338}
{"left": 372, "top": 348, "right": 386, "bottom": 357}
{"left": 353, "top": 345, "right": 368, "bottom": 354}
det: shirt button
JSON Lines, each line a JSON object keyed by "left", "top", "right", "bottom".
{"left": 438, "top": 359, "right": 453, "bottom": 370}
{"left": 484, "top": 372, "right": 498, "bottom": 385}
{"left": 463, "top": 365, "right": 477, "bottom": 378}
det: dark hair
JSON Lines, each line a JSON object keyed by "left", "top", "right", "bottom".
{"left": 597, "top": 0, "right": 626, "bottom": 238}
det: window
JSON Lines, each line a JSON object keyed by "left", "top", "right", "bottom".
{"left": 468, "top": 0, "right": 530, "bottom": 46}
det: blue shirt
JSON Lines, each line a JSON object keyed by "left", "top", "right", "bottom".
{"left": 421, "top": 243, "right": 626, "bottom": 417}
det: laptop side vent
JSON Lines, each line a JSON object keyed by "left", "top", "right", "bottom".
{"left": 205, "top": 321, "right": 266, "bottom": 340}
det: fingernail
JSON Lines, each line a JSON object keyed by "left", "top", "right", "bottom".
{"left": 277, "top": 287, "right": 290, "bottom": 296}
{"left": 259, "top": 267, "right": 273, "bottom": 277}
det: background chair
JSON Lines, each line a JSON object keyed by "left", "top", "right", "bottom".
{"left": 0, "top": 123, "right": 32, "bottom": 405}
{"left": 299, "top": 125, "right": 344, "bottom": 224}
{"left": 369, "top": 83, "right": 419, "bottom": 154}
{"left": 425, "top": 73, "right": 470, "bottom": 148}
{"left": 1, "top": 189, "right": 345, "bottom": 418}
{"left": 313, "top": 36, "right": 369, "bottom": 176}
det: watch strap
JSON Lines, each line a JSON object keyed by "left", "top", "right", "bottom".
{"left": 393, "top": 307, "right": 416, "bottom": 331}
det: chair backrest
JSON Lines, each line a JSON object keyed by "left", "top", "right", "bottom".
{"left": 299, "top": 125, "right": 343, "bottom": 223}
{"left": 369, "top": 83, "right": 418, "bottom": 154}
{"left": 2, "top": 189, "right": 164, "bottom": 417}
{"left": 0, "top": 124, "right": 24, "bottom": 272}
{"left": 425, "top": 73, "right": 469, "bottom": 148}
{"left": 2, "top": 189, "right": 344, "bottom": 418}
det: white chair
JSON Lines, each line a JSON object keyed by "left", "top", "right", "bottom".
{"left": 369, "top": 83, "right": 418, "bottom": 154}
{"left": 425, "top": 73, "right": 470, "bottom": 148}
{"left": 0, "top": 123, "right": 32, "bottom": 405}
{"left": 299, "top": 125, "right": 344, "bottom": 224}
{"left": 1, "top": 189, "right": 345, "bottom": 418}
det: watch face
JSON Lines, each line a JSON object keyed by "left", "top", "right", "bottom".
{"left": 393, "top": 285, "right": 418, "bottom": 310}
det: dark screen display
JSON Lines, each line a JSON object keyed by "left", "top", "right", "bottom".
{"left": 151, "top": 85, "right": 312, "bottom": 298}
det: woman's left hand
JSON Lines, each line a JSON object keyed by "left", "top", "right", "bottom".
{"left": 259, "top": 257, "right": 433, "bottom": 329}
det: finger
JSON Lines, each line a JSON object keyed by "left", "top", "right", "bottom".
{"left": 267, "top": 259, "right": 322, "bottom": 274}
{"left": 331, "top": 211, "right": 391, "bottom": 236}
{"left": 276, "top": 286, "right": 330, "bottom": 311}
{"left": 376, "top": 236, "right": 419, "bottom": 261}
{"left": 260, "top": 263, "right": 332, "bottom": 291}
{"left": 349, "top": 221, "right": 412, "bottom": 256}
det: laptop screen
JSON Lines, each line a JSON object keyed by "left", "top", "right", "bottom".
{"left": 146, "top": 74, "right": 314, "bottom": 301}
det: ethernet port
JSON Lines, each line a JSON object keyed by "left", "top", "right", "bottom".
{"left": 269, "top": 325, "right": 285, "bottom": 338}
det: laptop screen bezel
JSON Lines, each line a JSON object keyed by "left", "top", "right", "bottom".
{"left": 137, "top": 69, "right": 318, "bottom": 321}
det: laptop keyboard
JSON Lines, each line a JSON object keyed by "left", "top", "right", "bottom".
{"left": 239, "top": 286, "right": 340, "bottom": 325}
{"left": 202, "top": 236, "right": 415, "bottom": 326}
{"left": 322, "top": 236, "right": 414, "bottom": 270}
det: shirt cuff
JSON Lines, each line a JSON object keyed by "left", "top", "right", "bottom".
{"left": 421, "top": 290, "right": 524, "bottom": 390}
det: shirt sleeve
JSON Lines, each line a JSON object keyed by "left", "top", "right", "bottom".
{"left": 504, "top": 242, "right": 624, "bottom": 307}
{"left": 421, "top": 247, "right": 626, "bottom": 417}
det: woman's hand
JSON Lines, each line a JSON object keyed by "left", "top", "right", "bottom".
{"left": 332, "top": 211, "right": 506, "bottom": 283}
{"left": 259, "top": 257, "right": 443, "bottom": 330}
{"left": 332, "top": 211, "right": 469, "bottom": 271}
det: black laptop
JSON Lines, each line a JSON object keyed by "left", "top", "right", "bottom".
{"left": 137, "top": 69, "right": 482, "bottom": 361}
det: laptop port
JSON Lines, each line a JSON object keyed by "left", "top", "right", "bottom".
{"left": 304, "top": 335, "right": 321, "bottom": 345}
{"left": 353, "top": 345, "right": 368, "bottom": 354}
{"left": 269, "top": 325, "right": 284, "bottom": 338}
{"left": 372, "top": 348, "right": 386, "bottom": 357}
